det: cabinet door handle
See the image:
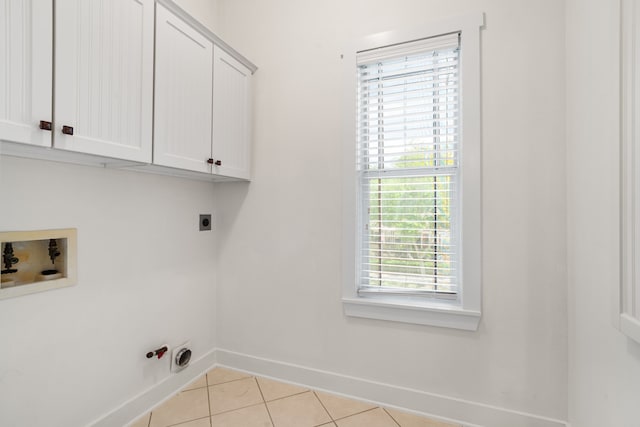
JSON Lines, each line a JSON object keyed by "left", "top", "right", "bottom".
{"left": 214, "top": 160, "right": 222, "bottom": 166}
{"left": 39, "top": 120, "right": 52, "bottom": 131}
{"left": 62, "top": 125, "right": 74, "bottom": 135}
{"left": 207, "top": 158, "right": 214, "bottom": 164}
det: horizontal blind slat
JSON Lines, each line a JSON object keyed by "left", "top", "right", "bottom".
{"left": 358, "top": 286, "right": 458, "bottom": 297}
{"left": 359, "top": 66, "right": 459, "bottom": 85}
{"left": 363, "top": 248, "right": 455, "bottom": 256}
{"left": 364, "top": 262, "right": 456, "bottom": 271}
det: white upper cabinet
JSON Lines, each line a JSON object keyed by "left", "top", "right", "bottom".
{"left": 153, "top": 4, "right": 255, "bottom": 179}
{"left": 153, "top": 2, "right": 255, "bottom": 180}
{"left": 212, "top": 46, "right": 252, "bottom": 180}
{"left": 153, "top": 3, "right": 213, "bottom": 173}
{"left": 54, "top": 0, "right": 154, "bottom": 162}
{"left": 1, "top": 0, "right": 255, "bottom": 180}
{"left": 0, "top": 0, "right": 52, "bottom": 147}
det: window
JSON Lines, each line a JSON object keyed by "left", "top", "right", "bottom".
{"left": 342, "top": 14, "right": 483, "bottom": 330}
{"left": 357, "top": 33, "right": 460, "bottom": 299}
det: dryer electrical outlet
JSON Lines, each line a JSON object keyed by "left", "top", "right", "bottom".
{"left": 171, "top": 341, "right": 192, "bottom": 373}
{"left": 199, "top": 214, "right": 212, "bottom": 231}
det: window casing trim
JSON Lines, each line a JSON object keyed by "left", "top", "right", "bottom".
{"left": 342, "top": 12, "right": 484, "bottom": 331}
{"left": 620, "top": 0, "right": 640, "bottom": 344}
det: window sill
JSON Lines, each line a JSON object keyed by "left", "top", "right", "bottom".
{"left": 342, "top": 297, "right": 481, "bottom": 331}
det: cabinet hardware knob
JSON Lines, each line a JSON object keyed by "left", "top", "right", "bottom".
{"left": 39, "top": 120, "right": 52, "bottom": 131}
{"left": 207, "top": 158, "right": 214, "bottom": 164}
{"left": 62, "top": 125, "right": 74, "bottom": 135}
{"left": 214, "top": 160, "right": 222, "bottom": 166}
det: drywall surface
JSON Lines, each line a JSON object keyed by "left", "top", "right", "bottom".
{"left": 214, "top": 0, "right": 567, "bottom": 422}
{"left": 566, "top": 0, "right": 640, "bottom": 426}
{"left": 0, "top": 157, "right": 217, "bottom": 427}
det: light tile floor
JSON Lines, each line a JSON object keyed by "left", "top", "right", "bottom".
{"left": 129, "top": 367, "right": 461, "bottom": 427}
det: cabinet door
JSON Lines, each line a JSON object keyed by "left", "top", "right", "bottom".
{"left": 212, "top": 46, "right": 252, "bottom": 180}
{"left": 0, "top": 0, "right": 52, "bottom": 147}
{"left": 54, "top": 0, "right": 153, "bottom": 162}
{"left": 154, "top": 4, "right": 213, "bottom": 173}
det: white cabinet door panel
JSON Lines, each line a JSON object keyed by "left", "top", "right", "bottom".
{"left": 154, "top": 4, "right": 213, "bottom": 173}
{"left": 54, "top": 0, "right": 153, "bottom": 162}
{"left": 0, "top": 0, "right": 52, "bottom": 147}
{"left": 212, "top": 46, "right": 251, "bottom": 180}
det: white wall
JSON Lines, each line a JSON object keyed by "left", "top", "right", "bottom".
{"left": 566, "top": 0, "right": 640, "bottom": 426}
{"left": 214, "top": 0, "right": 568, "bottom": 422}
{"left": 174, "top": 0, "right": 220, "bottom": 33}
{"left": 0, "top": 157, "right": 217, "bottom": 427}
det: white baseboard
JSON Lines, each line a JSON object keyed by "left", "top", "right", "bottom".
{"left": 89, "top": 349, "right": 217, "bottom": 427}
{"left": 216, "top": 349, "right": 568, "bottom": 427}
{"left": 88, "top": 348, "right": 568, "bottom": 427}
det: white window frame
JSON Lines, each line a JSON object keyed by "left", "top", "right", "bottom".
{"left": 620, "top": 0, "right": 640, "bottom": 344}
{"left": 341, "top": 13, "right": 484, "bottom": 331}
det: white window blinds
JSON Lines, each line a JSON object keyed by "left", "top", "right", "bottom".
{"left": 356, "top": 32, "right": 460, "bottom": 297}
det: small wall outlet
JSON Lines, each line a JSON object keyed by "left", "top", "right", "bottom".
{"left": 171, "top": 341, "right": 192, "bottom": 373}
{"left": 199, "top": 214, "right": 212, "bottom": 231}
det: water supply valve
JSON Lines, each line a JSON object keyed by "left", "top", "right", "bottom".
{"left": 146, "top": 345, "right": 169, "bottom": 360}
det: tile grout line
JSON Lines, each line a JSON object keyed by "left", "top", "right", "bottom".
{"left": 209, "top": 401, "right": 267, "bottom": 418}
{"left": 303, "top": 387, "right": 384, "bottom": 425}
{"left": 182, "top": 385, "right": 208, "bottom": 392}
{"left": 207, "top": 374, "right": 266, "bottom": 417}
{"left": 160, "top": 388, "right": 209, "bottom": 426}
{"left": 166, "top": 415, "right": 211, "bottom": 427}
{"left": 206, "top": 374, "right": 213, "bottom": 427}
{"left": 312, "top": 391, "right": 335, "bottom": 422}
{"left": 332, "top": 407, "right": 383, "bottom": 423}
{"left": 330, "top": 407, "right": 385, "bottom": 425}
{"left": 264, "top": 389, "right": 309, "bottom": 404}
{"left": 383, "top": 408, "right": 402, "bottom": 427}
{"left": 254, "top": 376, "right": 276, "bottom": 427}
{"left": 207, "top": 375, "right": 253, "bottom": 387}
